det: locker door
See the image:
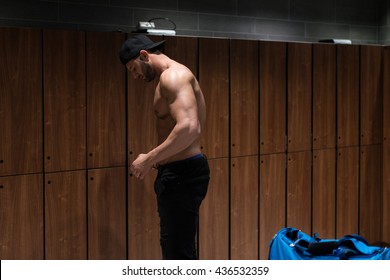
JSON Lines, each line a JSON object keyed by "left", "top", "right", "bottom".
{"left": 0, "top": 27, "right": 42, "bottom": 176}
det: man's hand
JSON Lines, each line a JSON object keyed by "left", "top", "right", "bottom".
{"left": 130, "top": 153, "right": 154, "bottom": 180}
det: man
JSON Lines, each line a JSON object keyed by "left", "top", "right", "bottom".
{"left": 119, "top": 35, "right": 210, "bottom": 260}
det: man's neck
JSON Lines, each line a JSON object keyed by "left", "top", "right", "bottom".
{"left": 151, "top": 53, "right": 172, "bottom": 77}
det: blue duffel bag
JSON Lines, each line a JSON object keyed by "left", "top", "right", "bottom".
{"left": 269, "top": 227, "right": 390, "bottom": 260}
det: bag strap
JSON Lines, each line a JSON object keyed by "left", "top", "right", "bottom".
{"left": 308, "top": 241, "right": 338, "bottom": 255}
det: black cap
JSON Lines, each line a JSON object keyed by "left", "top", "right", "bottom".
{"left": 119, "top": 34, "right": 165, "bottom": 65}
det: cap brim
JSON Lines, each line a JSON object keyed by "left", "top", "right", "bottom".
{"left": 146, "top": 40, "right": 166, "bottom": 52}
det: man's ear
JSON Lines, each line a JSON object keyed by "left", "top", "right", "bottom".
{"left": 139, "top": 50, "right": 149, "bottom": 61}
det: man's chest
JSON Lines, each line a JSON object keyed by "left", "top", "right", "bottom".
{"left": 153, "top": 87, "right": 170, "bottom": 119}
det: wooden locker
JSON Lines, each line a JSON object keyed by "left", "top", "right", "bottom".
{"left": 199, "top": 158, "right": 229, "bottom": 260}
{"left": 231, "top": 155, "right": 259, "bottom": 260}
{"left": 313, "top": 44, "right": 336, "bottom": 150}
{"left": 45, "top": 170, "right": 87, "bottom": 259}
{"left": 0, "top": 174, "right": 43, "bottom": 259}
{"left": 359, "top": 145, "right": 382, "bottom": 243}
{"left": 259, "top": 41, "right": 287, "bottom": 155}
{"left": 86, "top": 31, "right": 126, "bottom": 168}
{"left": 383, "top": 144, "right": 390, "bottom": 243}
{"left": 231, "top": 39, "right": 259, "bottom": 157}
{"left": 287, "top": 43, "right": 312, "bottom": 152}
{"left": 0, "top": 27, "right": 42, "bottom": 176}
{"left": 337, "top": 45, "right": 360, "bottom": 148}
{"left": 199, "top": 38, "right": 229, "bottom": 159}
{"left": 336, "top": 147, "right": 359, "bottom": 238}
{"left": 43, "top": 30, "right": 86, "bottom": 172}
{"left": 383, "top": 46, "right": 390, "bottom": 243}
{"left": 312, "top": 149, "right": 336, "bottom": 238}
{"left": 287, "top": 151, "right": 311, "bottom": 234}
{"left": 88, "top": 167, "right": 126, "bottom": 259}
{"left": 128, "top": 170, "right": 160, "bottom": 259}
{"left": 259, "top": 153, "right": 286, "bottom": 260}
{"left": 126, "top": 35, "right": 163, "bottom": 260}
{"left": 127, "top": 35, "right": 162, "bottom": 165}
{"left": 163, "top": 36, "right": 198, "bottom": 76}
{"left": 360, "top": 46, "right": 383, "bottom": 146}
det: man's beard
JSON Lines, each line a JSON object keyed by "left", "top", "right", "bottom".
{"left": 140, "top": 60, "right": 155, "bottom": 82}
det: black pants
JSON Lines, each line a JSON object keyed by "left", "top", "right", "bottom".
{"left": 154, "top": 154, "right": 210, "bottom": 260}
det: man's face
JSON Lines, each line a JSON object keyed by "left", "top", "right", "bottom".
{"left": 126, "top": 56, "right": 155, "bottom": 82}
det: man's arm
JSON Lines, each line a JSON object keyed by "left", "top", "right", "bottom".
{"left": 130, "top": 70, "right": 200, "bottom": 179}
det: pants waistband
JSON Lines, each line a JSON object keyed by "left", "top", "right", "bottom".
{"left": 158, "top": 154, "right": 206, "bottom": 170}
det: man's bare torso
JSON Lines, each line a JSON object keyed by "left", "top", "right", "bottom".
{"left": 153, "top": 63, "right": 206, "bottom": 165}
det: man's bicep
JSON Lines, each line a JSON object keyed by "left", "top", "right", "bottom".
{"left": 168, "top": 85, "right": 198, "bottom": 123}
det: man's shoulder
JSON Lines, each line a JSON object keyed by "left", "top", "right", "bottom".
{"left": 160, "top": 64, "right": 194, "bottom": 87}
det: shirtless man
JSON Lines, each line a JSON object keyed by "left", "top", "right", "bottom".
{"left": 119, "top": 35, "right": 210, "bottom": 259}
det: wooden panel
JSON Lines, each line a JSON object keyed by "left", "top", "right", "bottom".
{"left": 231, "top": 156, "right": 258, "bottom": 259}
{"left": 287, "top": 151, "right": 311, "bottom": 234}
{"left": 44, "top": 30, "right": 86, "bottom": 172}
{"left": 359, "top": 145, "right": 382, "bottom": 243}
{"left": 127, "top": 37, "right": 162, "bottom": 163}
{"left": 0, "top": 27, "right": 42, "bottom": 176}
{"left": 259, "top": 153, "right": 286, "bottom": 260}
{"left": 336, "top": 147, "right": 359, "bottom": 237}
{"left": 231, "top": 40, "right": 259, "bottom": 157}
{"left": 163, "top": 36, "right": 198, "bottom": 76}
{"left": 199, "top": 158, "right": 229, "bottom": 260}
{"left": 88, "top": 167, "right": 126, "bottom": 259}
{"left": 360, "top": 46, "right": 383, "bottom": 146}
{"left": 312, "top": 149, "right": 336, "bottom": 238}
{"left": 199, "top": 38, "right": 229, "bottom": 158}
{"left": 127, "top": 35, "right": 162, "bottom": 260}
{"left": 313, "top": 44, "right": 336, "bottom": 150}
{"left": 383, "top": 46, "right": 390, "bottom": 243}
{"left": 259, "top": 41, "right": 287, "bottom": 155}
{"left": 0, "top": 174, "right": 43, "bottom": 259}
{"left": 128, "top": 170, "right": 160, "bottom": 259}
{"left": 337, "top": 45, "right": 360, "bottom": 147}
{"left": 383, "top": 144, "right": 390, "bottom": 243}
{"left": 287, "top": 43, "right": 312, "bottom": 152}
{"left": 87, "top": 32, "right": 126, "bottom": 168}
{"left": 45, "top": 170, "right": 87, "bottom": 259}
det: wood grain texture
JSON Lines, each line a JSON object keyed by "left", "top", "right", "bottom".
{"left": 259, "top": 41, "right": 287, "bottom": 155}
{"left": 88, "top": 167, "right": 127, "bottom": 259}
{"left": 199, "top": 158, "right": 229, "bottom": 260}
{"left": 383, "top": 145, "right": 390, "bottom": 243}
{"left": 0, "top": 27, "right": 389, "bottom": 259}
{"left": 230, "top": 40, "right": 259, "bottom": 157}
{"left": 199, "top": 38, "right": 229, "bottom": 159}
{"left": 44, "top": 29, "right": 86, "bottom": 172}
{"left": 259, "top": 153, "right": 286, "bottom": 259}
{"left": 0, "top": 174, "right": 43, "bottom": 259}
{"left": 359, "top": 145, "right": 382, "bottom": 243}
{"left": 313, "top": 44, "right": 336, "bottom": 150}
{"left": 126, "top": 35, "right": 163, "bottom": 260}
{"left": 383, "top": 46, "right": 390, "bottom": 243}
{"left": 231, "top": 156, "right": 258, "bottom": 259}
{"left": 360, "top": 45, "right": 383, "bottom": 146}
{"left": 0, "top": 27, "right": 42, "bottom": 176}
{"left": 163, "top": 36, "right": 198, "bottom": 76}
{"left": 312, "top": 149, "right": 336, "bottom": 238}
{"left": 45, "top": 170, "right": 87, "bottom": 259}
{"left": 337, "top": 45, "right": 360, "bottom": 148}
{"left": 128, "top": 170, "right": 161, "bottom": 259}
{"left": 287, "top": 43, "right": 312, "bottom": 152}
{"left": 336, "top": 147, "right": 359, "bottom": 237}
{"left": 127, "top": 37, "right": 162, "bottom": 163}
{"left": 287, "top": 151, "right": 311, "bottom": 234}
{"left": 87, "top": 32, "right": 126, "bottom": 168}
